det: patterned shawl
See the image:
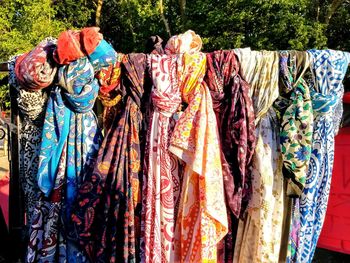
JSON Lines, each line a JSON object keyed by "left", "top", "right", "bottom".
{"left": 205, "top": 50, "right": 256, "bottom": 218}
{"left": 287, "top": 50, "right": 350, "bottom": 263}
{"left": 15, "top": 38, "right": 57, "bottom": 90}
{"left": 275, "top": 51, "right": 313, "bottom": 197}
{"left": 164, "top": 30, "right": 202, "bottom": 54}
{"left": 71, "top": 54, "right": 146, "bottom": 263}
{"left": 27, "top": 56, "right": 101, "bottom": 263}
{"left": 165, "top": 32, "right": 228, "bottom": 262}
{"left": 8, "top": 56, "right": 48, "bottom": 226}
{"left": 141, "top": 53, "right": 182, "bottom": 262}
{"left": 233, "top": 50, "right": 284, "bottom": 263}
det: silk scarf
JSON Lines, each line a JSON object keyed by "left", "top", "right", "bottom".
{"left": 234, "top": 50, "right": 284, "bottom": 263}
{"left": 141, "top": 54, "right": 182, "bottom": 263}
{"left": 27, "top": 57, "right": 101, "bottom": 263}
{"left": 287, "top": 50, "right": 350, "bottom": 263}
{"left": 71, "top": 54, "right": 146, "bottom": 263}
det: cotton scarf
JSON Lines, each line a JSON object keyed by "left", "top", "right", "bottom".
{"left": 205, "top": 50, "right": 256, "bottom": 262}
{"left": 15, "top": 38, "right": 57, "bottom": 90}
{"left": 9, "top": 56, "right": 48, "bottom": 227}
{"left": 27, "top": 57, "right": 101, "bottom": 263}
{"left": 71, "top": 54, "right": 146, "bottom": 263}
{"left": 287, "top": 50, "right": 350, "bottom": 263}
{"left": 141, "top": 53, "right": 182, "bottom": 263}
{"left": 165, "top": 31, "right": 228, "bottom": 262}
{"left": 234, "top": 49, "right": 284, "bottom": 263}
{"left": 276, "top": 51, "right": 313, "bottom": 197}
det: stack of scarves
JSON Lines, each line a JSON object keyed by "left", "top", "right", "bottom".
{"left": 233, "top": 49, "right": 284, "bottom": 263}
{"left": 287, "top": 50, "right": 350, "bottom": 263}
{"left": 205, "top": 50, "right": 256, "bottom": 262}
{"left": 26, "top": 33, "right": 117, "bottom": 263}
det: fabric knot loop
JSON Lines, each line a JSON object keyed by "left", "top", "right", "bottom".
{"left": 15, "top": 38, "right": 57, "bottom": 90}
{"left": 310, "top": 89, "right": 339, "bottom": 115}
{"left": 152, "top": 89, "right": 181, "bottom": 117}
{"left": 58, "top": 57, "right": 99, "bottom": 113}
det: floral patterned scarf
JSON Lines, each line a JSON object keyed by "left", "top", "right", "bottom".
{"left": 275, "top": 51, "right": 313, "bottom": 197}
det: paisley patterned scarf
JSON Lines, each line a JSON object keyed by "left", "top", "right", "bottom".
{"left": 27, "top": 57, "right": 102, "bottom": 263}
{"left": 275, "top": 51, "right": 313, "bottom": 197}
{"left": 141, "top": 53, "right": 182, "bottom": 263}
{"left": 8, "top": 56, "right": 48, "bottom": 227}
{"left": 234, "top": 49, "right": 284, "bottom": 263}
{"left": 287, "top": 50, "right": 350, "bottom": 263}
{"left": 165, "top": 32, "right": 228, "bottom": 262}
{"left": 71, "top": 54, "right": 146, "bottom": 263}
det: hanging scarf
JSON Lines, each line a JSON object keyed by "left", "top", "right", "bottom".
{"left": 8, "top": 56, "right": 48, "bottom": 226}
{"left": 141, "top": 53, "right": 182, "bottom": 262}
{"left": 164, "top": 30, "right": 202, "bottom": 54}
{"left": 275, "top": 51, "right": 313, "bottom": 197}
{"left": 71, "top": 54, "right": 146, "bottom": 263}
{"left": 54, "top": 27, "right": 103, "bottom": 65}
{"left": 205, "top": 50, "right": 256, "bottom": 262}
{"left": 165, "top": 32, "right": 228, "bottom": 262}
{"left": 27, "top": 57, "right": 101, "bottom": 263}
{"left": 287, "top": 50, "right": 350, "bottom": 263}
{"left": 233, "top": 50, "right": 284, "bottom": 263}
{"left": 15, "top": 38, "right": 57, "bottom": 90}
{"left": 205, "top": 50, "right": 256, "bottom": 218}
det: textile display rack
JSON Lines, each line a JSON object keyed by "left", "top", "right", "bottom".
{"left": 0, "top": 28, "right": 350, "bottom": 263}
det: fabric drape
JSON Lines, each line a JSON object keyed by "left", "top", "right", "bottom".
{"left": 287, "top": 50, "right": 350, "bottom": 263}
{"left": 275, "top": 51, "right": 313, "bottom": 197}
{"left": 27, "top": 57, "right": 101, "bottom": 263}
{"left": 141, "top": 54, "right": 182, "bottom": 262}
{"left": 164, "top": 31, "right": 228, "bottom": 261}
{"left": 71, "top": 54, "right": 146, "bottom": 263}
{"left": 233, "top": 50, "right": 284, "bottom": 263}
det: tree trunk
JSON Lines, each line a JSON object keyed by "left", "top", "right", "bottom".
{"left": 96, "top": 0, "right": 103, "bottom": 27}
{"left": 325, "top": 0, "right": 344, "bottom": 25}
{"left": 160, "top": 0, "right": 171, "bottom": 37}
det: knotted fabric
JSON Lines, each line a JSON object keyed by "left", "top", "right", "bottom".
{"left": 15, "top": 38, "right": 57, "bottom": 90}
{"left": 165, "top": 32, "right": 227, "bottom": 262}
{"left": 164, "top": 30, "right": 202, "bottom": 54}
{"left": 275, "top": 51, "right": 313, "bottom": 197}
{"left": 27, "top": 57, "right": 101, "bottom": 263}
{"left": 287, "top": 50, "right": 350, "bottom": 263}
{"left": 233, "top": 50, "right": 284, "bottom": 263}
{"left": 141, "top": 54, "right": 182, "bottom": 262}
{"left": 71, "top": 54, "right": 146, "bottom": 263}
{"left": 205, "top": 50, "right": 256, "bottom": 218}
{"left": 54, "top": 27, "right": 103, "bottom": 64}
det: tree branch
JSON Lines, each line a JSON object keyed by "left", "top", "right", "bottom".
{"left": 325, "top": 0, "right": 344, "bottom": 25}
